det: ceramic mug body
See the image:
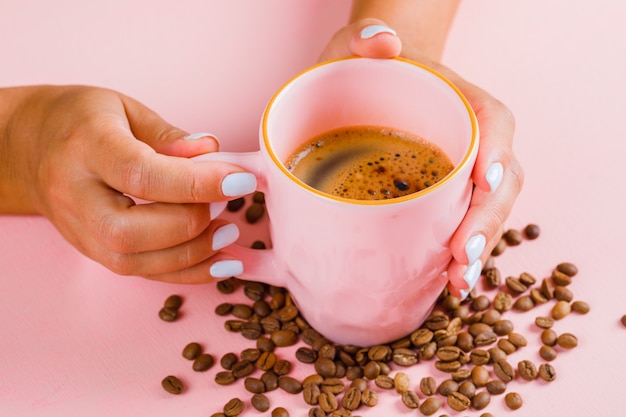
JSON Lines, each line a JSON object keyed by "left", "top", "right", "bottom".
{"left": 197, "top": 57, "right": 478, "bottom": 346}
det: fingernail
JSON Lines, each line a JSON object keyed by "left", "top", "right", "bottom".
{"left": 460, "top": 259, "right": 483, "bottom": 300}
{"left": 210, "top": 260, "right": 243, "bottom": 279}
{"left": 209, "top": 201, "right": 227, "bottom": 220}
{"left": 212, "top": 223, "right": 240, "bottom": 251}
{"left": 360, "top": 24, "right": 397, "bottom": 39}
{"left": 486, "top": 162, "right": 503, "bottom": 192}
{"left": 221, "top": 172, "right": 257, "bottom": 197}
{"left": 183, "top": 132, "right": 219, "bottom": 144}
{"left": 465, "top": 234, "right": 486, "bottom": 265}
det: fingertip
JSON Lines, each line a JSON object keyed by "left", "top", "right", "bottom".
{"left": 352, "top": 22, "right": 402, "bottom": 58}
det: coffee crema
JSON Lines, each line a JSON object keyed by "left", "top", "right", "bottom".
{"left": 284, "top": 126, "right": 454, "bottom": 200}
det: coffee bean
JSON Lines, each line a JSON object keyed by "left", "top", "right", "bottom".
{"left": 320, "top": 378, "right": 344, "bottom": 395}
{"left": 554, "top": 285, "right": 573, "bottom": 302}
{"left": 374, "top": 374, "right": 394, "bottom": 389}
{"left": 223, "top": 397, "right": 245, "bottom": 416}
{"left": 215, "top": 302, "right": 233, "bottom": 316}
{"left": 493, "top": 292, "right": 513, "bottom": 312}
{"left": 210, "top": 414, "right": 226, "bottom": 417}
{"left": 215, "top": 371, "right": 236, "bottom": 385}
{"left": 226, "top": 197, "right": 245, "bottom": 212}
{"left": 164, "top": 294, "right": 183, "bottom": 310}
{"left": 518, "top": 360, "right": 538, "bottom": 380}
{"left": 250, "top": 393, "right": 270, "bottom": 412}
{"left": 341, "top": 387, "right": 362, "bottom": 410}
{"left": 392, "top": 348, "right": 418, "bottom": 366}
{"left": 437, "top": 346, "right": 462, "bottom": 362}
{"left": 503, "top": 229, "right": 523, "bottom": 246}
{"left": 530, "top": 288, "right": 549, "bottom": 304}
{"left": 393, "top": 372, "right": 411, "bottom": 394}
{"left": 271, "top": 330, "right": 298, "bottom": 347}
{"left": 434, "top": 360, "right": 462, "bottom": 372}
{"left": 232, "top": 360, "right": 255, "bottom": 378}
{"left": 556, "top": 262, "right": 578, "bottom": 277}
{"left": 508, "top": 332, "right": 528, "bottom": 348}
{"left": 456, "top": 332, "right": 474, "bottom": 352}
{"left": 571, "top": 300, "right": 590, "bottom": 314}
{"left": 278, "top": 376, "right": 303, "bottom": 394}
{"left": 471, "top": 295, "right": 491, "bottom": 312}
{"left": 318, "top": 392, "right": 338, "bottom": 413}
{"left": 473, "top": 330, "right": 497, "bottom": 347}
{"left": 257, "top": 336, "right": 276, "bottom": 353}
{"left": 308, "top": 408, "right": 325, "bottom": 417}
{"left": 182, "top": 342, "right": 202, "bottom": 360}
{"left": 251, "top": 240, "right": 267, "bottom": 249}
{"left": 480, "top": 309, "right": 501, "bottom": 326}
{"left": 241, "top": 321, "right": 263, "bottom": 340}
{"left": 492, "top": 319, "right": 513, "bottom": 336}
{"left": 491, "top": 238, "right": 506, "bottom": 256}
{"left": 493, "top": 359, "right": 515, "bottom": 382}
{"left": 437, "top": 379, "right": 458, "bottom": 396}
{"left": 192, "top": 353, "right": 215, "bottom": 372}
{"left": 224, "top": 319, "right": 244, "bottom": 332}
{"left": 541, "top": 278, "right": 556, "bottom": 299}
{"left": 273, "top": 359, "right": 291, "bottom": 376}
{"left": 551, "top": 300, "right": 571, "bottom": 320}
{"left": 621, "top": 314, "right": 626, "bottom": 327}
{"left": 486, "top": 379, "right": 506, "bottom": 395}
{"left": 220, "top": 352, "right": 238, "bottom": 370}
{"left": 244, "top": 281, "right": 267, "bottom": 301}
{"left": 158, "top": 306, "right": 178, "bottom": 322}
{"left": 539, "top": 345, "right": 557, "bottom": 361}
{"left": 419, "top": 397, "right": 441, "bottom": 415}
{"left": 245, "top": 202, "right": 265, "bottom": 224}
{"left": 240, "top": 348, "right": 261, "bottom": 362}
{"left": 535, "top": 316, "right": 554, "bottom": 329}
{"left": 216, "top": 278, "right": 237, "bottom": 294}
{"left": 519, "top": 272, "right": 536, "bottom": 286}
{"left": 483, "top": 267, "right": 501, "bottom": 288}
{"left": 504, "top": 392, "right": 523, "bottom": 410}
{"left": 505, "top": 276, "right": 527, "bottom": 294}
{"left": 330, "top": 410, "right": 351, "bottom": 417}
{"left": 458, "top": 380, "right": 476, "bottom": 399}
{"left": 541, "top": 328, "right": 557, "bottom": 346}
{"left": 231, "top": 304, "right": 254, "bottom": 320}
{"left": 513, "top": 295, "right": 535, "bottom": 312}
{"left": 161, "top": 375, "right": 183, "bottom": 394}
{"left": 472, "top": 391, "right": 491, "bottom": 410}
{"left": 539, "top": 363, "right": 557, "bottom": 381}
{"left": 244, "top": 377, "right": 266, "bottom": 394}
{"left": 361, "top": 387, "right": 378, "bottom": 406}
{"left": 556, "top": 333, "right": 578, "bottom": 349}
{"left": 271, "top": 407, "right": 289, "bottom": 417}
{"left": 497, "top": 338, "right": 517, "bottom": 355}
{"left": 552, "top": 270, "right": 572, "bottom": 286}
{"left": 401, "top": 390, "right": 420, "bottom": 409}
{"left": 276, "top": 304, "right": 299, "bottom": 322}
{"left": 262, "top": 371, "right": 279, "bottom": 392}
{"left": 523, "top": 223, "right": 541, "bottom": 239}
{"left": 257, "top": 351, "right": 277, "bottom": 371}
{"left": 315, "top": 357, "right": 337, "bottom": 378}
{"left": 303, "top": 383, "right": 321, "bottom": 405}
{"left": 419, "top": 376, "right": 437, "bottom": 396}
{"left": 425, "top": 311, "right": 450, "bottom": 330}
{"left": 471, "top": 365, "right": 490, "bottom": 387}
{"left": 451, "top": 368, "right": 471, "bottom": 382}
{"left": 487, "top": 347, "right": 507, "bottom": 363}
{"left": 447, "top": 391, "right": 471, "bottom": 411}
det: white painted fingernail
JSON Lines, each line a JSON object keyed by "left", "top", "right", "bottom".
{"left": 221, "top": 172, "right": 257, "bottom": 197}
{"left": 465, "top": 234, "right": 486, "bottom": 265}
{"left": 183, "top": 132, "right": 219, "bottom": 143}
{"left": 209, "top": 201, "right": 227, "bottom": 220}
{"left": 210, "top": 260, "right": 243, "bottom": 279}
{"left": 360, "top": 25, "right": 397, "bottom": 39}
{"left": 460, "top": 259, "right": 483, "bottom": 300}
{"left": 212, "top": 224, "right": 240, "bottom": 251}
{"left": 486, "top": 162, "right": 503, "bottom": 193}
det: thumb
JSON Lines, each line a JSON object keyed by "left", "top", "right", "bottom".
{"left": 319, "top": 18, "right": 402, "bottom": 62}
{"left": 120, "top": 93, "right": 219, "bottom": 158}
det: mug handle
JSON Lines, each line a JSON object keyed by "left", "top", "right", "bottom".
{"left": 191, "top": 151, "right": 285, "bottom": 287}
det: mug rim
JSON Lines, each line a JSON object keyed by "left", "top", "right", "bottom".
{"left": 261, "top": 56, "right": 479, "bottom": 205}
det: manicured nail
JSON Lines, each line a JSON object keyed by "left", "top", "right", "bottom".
{"left": 183, "top": 132, "right": 219, "bottom": 143}
{"left": 221, "top": 172, "right": 257, "bottom": 197}
{"left": 209, "top": 201, "right": 227, "bottom": 220}
{"left": 465, "top": 234, "right": 486, "bottom": 265}
{"left": 212, "top": 223, "right": 240, "bottom": 251}
{"left": 210, "top": 260, "right": 243, "bottom": 279}
{"left": 460, "top": 259, "right": 483, "bottom": 300}
{"left": 360, "top": 25, "right": 397, "bottom": 39}
{"left": 486, "top": 162, "right": 504, "bottom": 192}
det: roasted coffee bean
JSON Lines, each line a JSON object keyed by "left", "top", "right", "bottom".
{"left": 554, "top": 285, "right": 574, "bottom": 302}
{"left": 551, "top": 300, "right": 571, "bottom": 320}
{"left": 158, "top": 306, "right": 178, "bottom": 322}
{"left": 232, "top": 360, "right": 255, "bottom": 378}
{"left": 244, "top": 281, "right": 267, "bottom": 301}
{"left": 251, "top": 393, "right": 270, "bottom": 412}
{"left": 487, "top": 347, "right": 507, "bottom": 363}
{"left": 223, "top": 397, "right": 245, "bottom": 416}
{"left": 486, "top": 379, "right": 506, "bottom": 395}
{"left": 493, "top": 292, "right": 513, "bottom": 312}
{"left": 472, "top": 391, "right": 491, "bottom": 410}
{"left": 220, "top": 352, "right": 238, "bottom": 370}
{"left": 231, "top": 303, "right": 254, "bottom": 319}
{"left": 539, "top": 363, "right": 557, "bottom": 381}
{"left": 262, "top": 371, "right": 279, "bottom": 392}
{"left": 318, "top": 344, "right": 337, "bottom": 360}
{"left": 518, "top": 360, "right": 538, "bottom": 380}
{"left": 492, "top": 319, "right": 514, "bottom": 336}
{"left": 552, "top": 270, "right": 572, "bottom": 286}
{"left": 367, "top": 345, "right": 391, "bottom": 361}
{"left": 458, "top": 381, "right": 476, "bottom": 399}
{"left": 226, "top": 197, "right": 245, "bottom": 212}
{"left": 244, "top": 377, "right": 266, "bottom": 394}
{"left": 483, "top": 267, "right": 501, "bottom": 288}
{"left": 240, "top": 348, "right": 261, "bottom": 362}
{"left": 224, "top": 319, "right": 244, "bottom": 332}
{"left": 252, "top": 300, "right": 271, "bottom": 317}
{"left": 394, "top": 372, "right": 411, "bottom": 393}
{"left": 434, "top": 360, "right": 462, "bottom": 372}
{"left": 320, "top": 378, "right": 344, "bottom": 395}
{"left": 330, "top": 410, "right": 351, "bottom": 417}
{"left": 437, "top": 379, "right": 459, "bottom": 396}
{"left": 392, "top": 348, "right": 418, "bottom": 366}
{"left": 491, "top": 238, "right": 506, "bottom": 256}
{"left": 341, "top": 387, "right": 362, "bottom": 410}
{"left": 361, "top": 387, "right": 378, "bottom": 406}
{"left": 271, "top": 407, "right": 289, "bottom": 417}
{"left": 374, "top": 374, "right": 395, "bottom": 389}
{"left": 505, "top": 276, "right": 527, "bottom": 294}
{"left": 164, "top": 294, "right": 183, "bottom": 310}
{"left": 210, "top": 413, "right": 226, "bottom": 417}
{"left": 447, "top": 391, "right": 471, "bottom": 411}
{"left": 315, "top": 357, "right": 337, "bottom": 378}
{"left": 535, "top": 316, "right": 554, "bottom": 329}
{"left": 541, "top": 328, "right": 557, "bottom": 346}
{"left": 493, "top": 359, "right": 515, "bottom": 382}
{"left": 345, "top": 366, "right": 363, "bottom": 381}
{"left": 215, "top": 302, "right": 233, "bottom": 316}
{"left": 513, "top": 295, "right": 535, "bottom": 311}
{"left": 161, "top": 375, "right": 183, "bottom": 394}
{"left": 303, "top": 383, "right": 321, "bottom": 405}
{"left": 276, "top": 304, "right": 299, "bottom": 322}
{"left": 278, "top": 376, "right": 303, "bottom": 394}
{"left": 425, "top": 312, "right": 450, "bottom": 330}
{"left": 363, "top": 361, "right": 381, "bottom": 380}
{"left": 451, "top": 368, "right": 472, "bottom": 382}
{"left": 519, "top": 272, "right": 536, "bottom": 286}
{"left": 523, "top": 223, "right": 541, "bottom": 239}
{"left": 273, "top": 359, "right": 291, "bottom": 376}
{"left": 216, "top": 278, "right": 237, "bottom": 294}
{"left": 503, "top": 228, "right": 523, "bottom": 246}
{"left": 245, "top": 203, "right": 265, "bottom": 224}
{"left": 504, "top": 392, "right": 523, "bottom": 410}
{"left": 539, "top": 345, "right": 557, "bottom": 361}
{"left": 497, "top": 338, "right": 517, "bottom": 355}
{"left": 621, "top": 315, "right": 626, "bottom": 327}
{"left": 508, "top": 332, "right": 528, "bottom": 348}
{"left": 468, "top": 323, "right": 491, "bottom": 338}
{"left": 442, "top": 294, "right": 462, "bottom": 310}
{"left": 541, "top": 278, "right": 556, "bottom": 299}
{"left": 257, "top": 352, "right": 277, "bottom": 371}
{"left": 302, "top": 374, "right": 324, "bottom": 387}
{"left": 182, "top": 342, "right": 202, "bottom": 360}
{"left": 251, "top": 240, "right": 267, "bottom": 249}
{"left": 556, "top": 262, "right": 578, "bottom": 277}
{"left": 471, "top": 295, "right": 491, "bottom": 312}
{"left": 419, "top": 397, "right": 441, "bottom": 416}
{"left": 556, "top": 333, "right": 578, "bottom": 349}
{"left": 318, "top": 392, "right": 339, "bottom": 413}
{"left": 270, "top": 330, "right": 298, "bottom": 347}
{"left": 473, "top": 330, "right": 497, "bottom": 346}
{"left": 530, "top": 288, "right": 549, "bottom": 304}
{"left": 256, "top": 336, "right": 276, "bottom": 353}
{"left": 571, "top": 300, "right": 590, "bottom": 314}
{"left": 215, "top": 371, "right": 236, "bottom": 385}
{"left": 401, "top": 390, "right": 420, "bottom": 409}
{"left": 260, "top": 317, "right": 281, "bottom": 334}
{"left": 471, "top": 365, "right": 490, "bottom": 387}
{"left": 308, "top": 408, "right": 325, "bottom": 417}
{"left": 241, "top": 321, "right": 263, "bottom": 340}
{"left": 480, "top": 309, "right": 501, "bottom": 326}
{"left": 456, "top": 332, "right": 474, "bottom": 352}
{"left": 420, "top": 376, "right": 437, "bottom": 396}
{"left": 437, "top": 346, "right": 462, "bottom": 362}
{"left": 192, "top": 353, "right": 215, "bottom": 372}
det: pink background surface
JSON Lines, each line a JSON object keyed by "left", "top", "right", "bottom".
{"left": 1, "top": 1, "right": 625, "bottom": 416}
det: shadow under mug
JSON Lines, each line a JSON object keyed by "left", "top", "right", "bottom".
{"left": 194, "top": 57, "right": 478, "bottom": 346}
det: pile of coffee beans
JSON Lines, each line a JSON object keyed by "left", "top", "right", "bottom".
{"left": 157, "top": 197, "right": 588, "bottom": 416}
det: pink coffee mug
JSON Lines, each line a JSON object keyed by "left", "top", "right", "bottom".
{"left": 195, "top": 57, "right": 478, "bottom": 346}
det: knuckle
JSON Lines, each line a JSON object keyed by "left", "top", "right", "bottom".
{"left": 105, "top": 251, "right": 136, "bottom": 276}
{"left": 96, "top": 214, "right": 135, "bottom": 253}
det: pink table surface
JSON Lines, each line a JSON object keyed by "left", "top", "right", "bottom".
{"left": 1, "top": 1, "right": 625, "bottom": 416}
